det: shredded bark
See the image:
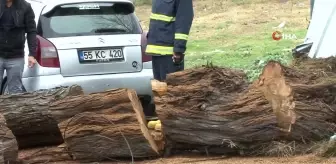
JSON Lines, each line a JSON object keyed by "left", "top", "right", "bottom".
{"left": 12, "top": 88, "right": 161, "bottom": 163}
{"left": 154, "top": 57, "right": 336, "bottom": 156}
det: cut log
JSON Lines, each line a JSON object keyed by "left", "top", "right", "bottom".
{"left": 151, "top": 80, "right": 168, "bottom": 96}
{"left": 153, "top": 58, "right": 336, "bottom": 156}
{"left": 0, "top": 85, "right": 84, "bottom": 149}
{"left": 19, "top": 146, "right": 72, "bottom": 164}
{"left": 48, "top": 88, "right": 162, "bottom": 162}
{"left": 0, "top": 114, "right": 19, "bottom": 163}
{"left": 2, "top": 87, "right": 161, "bottom": 162}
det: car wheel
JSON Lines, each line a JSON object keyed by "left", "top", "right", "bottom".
{"left": 139, "top": 96, "right": 157, "bottom": 118}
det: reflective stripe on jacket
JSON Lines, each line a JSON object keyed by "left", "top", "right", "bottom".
{"left": 145, "top": 0, "right": 194, "bottom": 55}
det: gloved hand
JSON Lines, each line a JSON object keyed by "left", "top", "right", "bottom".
{"left": 172, "top": 52, "right": 184, "bottom": 65}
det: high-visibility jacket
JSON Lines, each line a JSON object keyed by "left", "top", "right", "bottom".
{"left": 145, "top": 0, "right": 194, "bottom": 55}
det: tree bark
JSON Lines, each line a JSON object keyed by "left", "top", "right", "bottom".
{"left": 1, "top": 87, "right": 161, "bottom": 162}
{"left": 0, "top": 85, "right": 84, "bottom": 149}
{"left": 48, "top": 88, "right": 161, "bottom": 162}
{"left": 19, "top": 145, "right": 72, "bottom": 164}
{"left": 153, "top": 59, "right": 336, "bottom": 156}
{"left": 0, "top": 114, "right": 19, "bottom": 164}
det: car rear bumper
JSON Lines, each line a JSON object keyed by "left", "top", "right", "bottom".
{"left": 22, "top": 68, "right": 154, "bottom": 96}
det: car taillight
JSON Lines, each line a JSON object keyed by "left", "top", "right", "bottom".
{"left": 141, "top": 32, "right": 152, "bottom": 63}
{"left": 36, "top": 35, "right": 60, "bottom": 68}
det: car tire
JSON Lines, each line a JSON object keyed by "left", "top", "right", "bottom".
{"left": 140, "top": 96, "right": 157, "bottom": 117}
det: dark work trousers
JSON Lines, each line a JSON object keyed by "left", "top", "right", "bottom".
{"left": 143, "top": 55, "right": 184, "bottom": 118}
{"left": 152, "top": 55, "right": 184, "bottom": 81}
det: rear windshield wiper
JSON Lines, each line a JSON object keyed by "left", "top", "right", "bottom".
{"left": 94, "top": 28, "right": 127, "bottom": 33}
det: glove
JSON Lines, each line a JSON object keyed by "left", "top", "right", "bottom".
{"left": 172, "top": 52, "right": 184, "bottom": 65}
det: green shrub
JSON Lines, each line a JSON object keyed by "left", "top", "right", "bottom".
{"left": 244, "top": 52, "right": 293, "bottom": 82}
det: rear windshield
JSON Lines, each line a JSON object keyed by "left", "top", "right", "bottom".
{"left": 38, "top": 2, "right": 141, "bottom": 38}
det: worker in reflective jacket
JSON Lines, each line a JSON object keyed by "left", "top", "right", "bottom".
{"left": 145, "top": 0, "right": 194, "bottom": 81}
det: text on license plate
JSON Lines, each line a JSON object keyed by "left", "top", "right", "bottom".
{"left": 79, "top": 49, "right": 124, "bottom": 61}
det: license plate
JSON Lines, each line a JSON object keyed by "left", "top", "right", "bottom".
{"left": 78, "top": 48, "right": 124, "bottom": 63}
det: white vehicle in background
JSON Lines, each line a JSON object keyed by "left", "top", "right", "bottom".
{"left": 1, "top": 0, "right": 154, "bottom": 112}
{"left": 293, "top": 0, "right": 336, "bottom": 58}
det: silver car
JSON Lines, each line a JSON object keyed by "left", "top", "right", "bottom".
{"left": 1, "top": 0, "right": 153, "bottom": 106}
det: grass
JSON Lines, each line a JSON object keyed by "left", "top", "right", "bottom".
{"left": 133, "top": 0, "right": 151, "bottom": 5}
{"left": 135, "top": 0, "right": 310, "bottom": 80}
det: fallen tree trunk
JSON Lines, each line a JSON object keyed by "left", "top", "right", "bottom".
{"left": 153, "top": 58, "right": 336, "bottom": 156}
{"left": 19, "top": 145, "right": 72, "bottom": 164}
{"left": 16, "top": 88, "right": 162, "bottom": 163}
{"left": 0, "top": 114, "right": 19, "bottom": 163}
{"left": 50, "top": 89, "right": 161, "bottom": 162}
{"left": 0, "top": 85, "right": 84, "bottom": 149}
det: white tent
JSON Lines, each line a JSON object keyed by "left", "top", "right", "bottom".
{"left": 306, "top": 0, "right": 336, "bottom": 58}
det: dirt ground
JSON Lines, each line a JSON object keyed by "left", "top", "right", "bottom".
{"left": 45, "top": 154, "right": 336, "bottom": 164}
{"left": 137, "top": 155, "right": 336, "bottom": 164}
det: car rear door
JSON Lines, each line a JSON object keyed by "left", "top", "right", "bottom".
{"left": 39, "top": 1, "right": 143, "bottom": 77}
